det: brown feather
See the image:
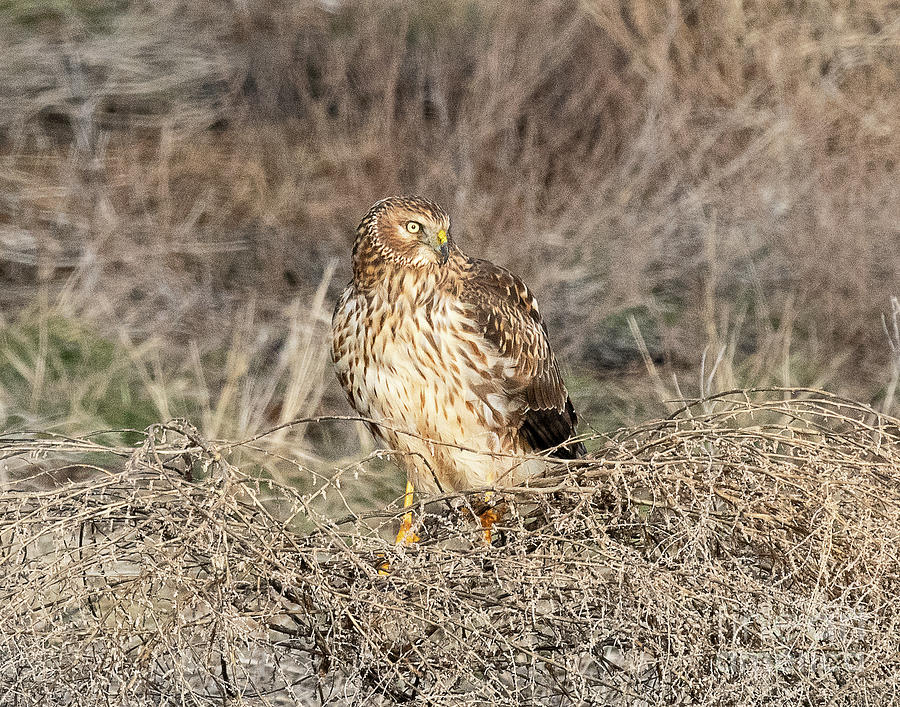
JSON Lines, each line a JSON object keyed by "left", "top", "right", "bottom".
{"left": 456, "top": 257, "right": 585, "bottom": 458}
{"left": 332, "top": 195, "right": 585, "bottom": 497}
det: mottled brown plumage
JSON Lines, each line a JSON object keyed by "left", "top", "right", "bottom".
{"left": 332, "top": 195, "right": 584, "bottom": 509}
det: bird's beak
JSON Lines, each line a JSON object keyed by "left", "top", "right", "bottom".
{"left": 436, "top": 229, "right": 449, "bottom": 265}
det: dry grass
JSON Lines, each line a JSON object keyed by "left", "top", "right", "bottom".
{"left": 1, "top": 6, "right": 898, "bottom": 701}
{"left": 1, "top": 0, "right": 898, "bottom": 440}
{"left": 2, "top": 389, "right": 899, "bottom": 705}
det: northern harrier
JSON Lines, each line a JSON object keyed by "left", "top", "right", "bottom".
{"left": 331, "top": 196, "right": 585, "bottom": 543}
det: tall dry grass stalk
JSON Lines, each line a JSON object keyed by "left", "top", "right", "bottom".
{"left": 1, "top": 0, "right": 897, "bottom": 436}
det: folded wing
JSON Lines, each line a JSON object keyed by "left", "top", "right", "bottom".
{"left": 460, "top": 258, "right": 585, "bottom": 459}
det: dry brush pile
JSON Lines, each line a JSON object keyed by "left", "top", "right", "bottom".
{"left": 2, "top": 388, "right": 900, "bottom": 705}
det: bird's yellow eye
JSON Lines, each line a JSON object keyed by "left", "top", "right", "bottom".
{"left": 405, "top": 221, "right": 421, "bottom": 234}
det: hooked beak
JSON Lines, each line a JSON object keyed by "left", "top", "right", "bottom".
{"left": 436, "top": 228, "right": 449, "bottom": 265}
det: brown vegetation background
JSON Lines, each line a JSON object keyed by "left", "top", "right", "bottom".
{"left": 2, "top": 0, "right": 898, "bottom": 450}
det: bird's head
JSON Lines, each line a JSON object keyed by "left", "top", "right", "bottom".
{"left": 356, "top": 195, "right": 452, "bottom": 269}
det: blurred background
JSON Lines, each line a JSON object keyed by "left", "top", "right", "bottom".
{"left": 1, "top": 0, "right": 898, "bottom": 489}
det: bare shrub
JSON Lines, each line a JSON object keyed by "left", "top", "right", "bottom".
{"left": 2, "top": 389, "right": 900, "bottom": 705}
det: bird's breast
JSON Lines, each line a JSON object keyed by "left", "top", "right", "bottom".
{"left": 333, "top": 284, "right": 519, "bottom": 441}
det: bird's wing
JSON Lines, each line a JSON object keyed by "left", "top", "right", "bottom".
{"left": 459, "top": 258, "right": 585, "bottom": 458}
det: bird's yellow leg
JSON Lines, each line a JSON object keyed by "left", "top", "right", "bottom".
{"left": 377, "top": 480, "right": 419, "bottom": 575}
{"left": 395, "top": 479, "right": 419, "bottom": 545}
{"left": 479, "top": 491, "right": 499, "bottom": 544}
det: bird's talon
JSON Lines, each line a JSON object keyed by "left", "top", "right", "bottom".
{"left": 376, "top": 554, "right": 391, "bottom": 575}
{"left": 395, "top": 511, "right": 420, "bottom": 545}
{"left": 479, "top": 507, "right": 501, "bottom": 545}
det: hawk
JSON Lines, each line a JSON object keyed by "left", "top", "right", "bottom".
{"left": 331, "top": 196, "right": 585, "bottom": 543}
